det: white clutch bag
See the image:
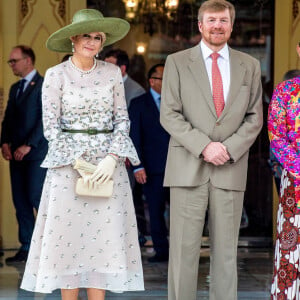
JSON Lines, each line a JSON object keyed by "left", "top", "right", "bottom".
{"left": 75, "top": 178, "right": 114, "bottom": 198}
{"left": 73, "top": 159, "right": 114, "bottom": 198}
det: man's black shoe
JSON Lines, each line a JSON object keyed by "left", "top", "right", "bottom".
{"left": 5, "top": 250, "right": 28, "bottom": 264}
{"left": 138, "top": 234, "right": 147, "bottom": 247}
{"left": 148, "top": 254, "right": 169, "bottom": 263}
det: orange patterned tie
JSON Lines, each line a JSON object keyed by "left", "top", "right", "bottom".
{"left": 211, "top": 52, "right": 225, "bottom": 118}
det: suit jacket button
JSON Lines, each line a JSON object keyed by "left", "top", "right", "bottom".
{"left": 216, "top": 122, "right": 220, "bottom": 126}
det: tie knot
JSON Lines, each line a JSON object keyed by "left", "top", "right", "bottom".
{"left": 19, "top": 79, "right": 26, "bottom": 87}
{"left": 211, "top": 52, "right": 220, "bottom": 61}
{"left": 17, "top": 79, "right": 26, "bottom": 99}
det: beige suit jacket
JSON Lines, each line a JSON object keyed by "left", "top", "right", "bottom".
{"left": 160, "top": 45, "right": 263, "bottom": 191}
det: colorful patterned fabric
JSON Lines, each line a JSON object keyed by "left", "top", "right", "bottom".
{"left": 268, "top": 76, "right": 300, "bottom": 209}
{"left": 271, "top": 169, "right": 300, "bottom": 299}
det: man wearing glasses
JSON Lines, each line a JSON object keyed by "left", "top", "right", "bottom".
{"left": 129, "top": 64, "right": 170, "bottom": 263}
{"left": 1, "top": 45, "right": 48, "bottom": 263}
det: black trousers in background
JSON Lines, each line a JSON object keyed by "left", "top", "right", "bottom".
{"left": 143, "top": 173, "right": 170, "bottom": 256}
{"left": 9, "top": 159, "right": 47, "bottom": 251}
{"left": 133, "top": 182, "right": 148, "bottom": 235}
{"left": 127, "top": 166, "right": 148, "bottom": 235}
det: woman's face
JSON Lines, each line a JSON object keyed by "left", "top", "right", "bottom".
{"left": 71, "top": 32, "right": 104, "bottom": 58}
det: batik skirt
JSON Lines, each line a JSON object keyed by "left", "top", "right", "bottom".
{"left": 271, "top": 169, "right": 300, "bottom": 299}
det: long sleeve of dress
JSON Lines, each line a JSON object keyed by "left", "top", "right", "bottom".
{"left": 268, "top": 79, "right": 300, "bottom": 175}
{"left": 107, "top": 67, "right": 140, "bottom": 165}
{"left": 41, "top": 67, "right": 85, "bottom": 168}
{"left": 268, "top": 77, "right": 300, "bottom": 207}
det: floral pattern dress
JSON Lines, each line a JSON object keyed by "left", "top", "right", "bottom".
{"left": 268, "top": 76, "right": 300, "bottom": 299}
{"left": 20, "top": 59, "right": 144, "bottom": 293}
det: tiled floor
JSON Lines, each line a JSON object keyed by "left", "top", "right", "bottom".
{"left": 0, "top": 246, "right": 273, "bottom": 299}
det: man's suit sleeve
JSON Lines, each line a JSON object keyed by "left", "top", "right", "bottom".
{"left": 131, "top": 86, "right": 145, "bottom": 101}
{"left": 128, "top": 99, "right": 144, "bottom": 169}
{"left": 0, "top": 86, "right": 15, "bottom": 146}
{"left": 25, "top": 79, "right": 45, "bottom": 148}
{"left": 222, "top": 59, "right": 263, "bottom": 162}
{"left": 160, "top": 54, "right": 211, "bottom": 158}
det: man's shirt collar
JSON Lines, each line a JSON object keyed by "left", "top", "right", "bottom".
{"left": 123, "top": 73, "right": 128, "bottom": 82}
{"left": 23, "top": 69, "right": 37, "bottom": 82}
{"left": 200, "top": 41, "right": 229, "bottom": 61}
{"left": 150, "top": 88, "right": 160, "bottom": 101}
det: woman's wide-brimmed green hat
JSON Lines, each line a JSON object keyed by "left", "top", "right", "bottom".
{"left": 46, "top": 9, "right": 130, "bottom": 52}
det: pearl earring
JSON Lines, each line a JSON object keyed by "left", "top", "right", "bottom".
{"left": 72, "top": 42, "right": 75, "bottom": 53}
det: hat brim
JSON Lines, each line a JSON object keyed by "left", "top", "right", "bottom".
{"left": 46, "top": 18, "right": 130, "bottom": 52}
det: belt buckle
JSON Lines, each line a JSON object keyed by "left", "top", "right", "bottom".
{"left": 87, "top": 128, "right": 97, "bottom": 135}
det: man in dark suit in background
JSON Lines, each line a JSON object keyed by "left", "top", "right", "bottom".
{"left": 104, "top": 49, "right": 148, "bottom": 243}
{"left": 1, "top": 45, "right": 48, "bottom": 263}
{"left": 129, "top": 64, "right": 170, "bottom": 262}
{"left": 104, "top": 49, "right": 145, "bottom": 107}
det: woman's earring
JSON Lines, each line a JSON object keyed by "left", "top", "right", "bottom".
{"left": 72, "top": 42, "right": 75, "bottom": 53}
{"left": 95, "top": 52, "right": 99, "bottom": 59}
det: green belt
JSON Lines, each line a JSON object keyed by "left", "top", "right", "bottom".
{"left": 62, "top": 128, "right": 113, "bottom": 135}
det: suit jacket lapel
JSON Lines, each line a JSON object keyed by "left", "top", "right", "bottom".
{"left": 188, "top": 46, "right": 217, "bottom": 118}
{"left": 12, "top": 83, "right": 19, "bottom": 101}
{"left": 17, "top": 73, "right": 41, "bottom": 103}
{"left": 221, "top": 49, "right": 246, "bottom": 118}
{"left": 146, "top": 92, "right": 159, "bottom": 116}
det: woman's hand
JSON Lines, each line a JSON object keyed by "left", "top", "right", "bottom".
{"left": 90, "top": 155, "right": 117, "bottom": 184}
{"left": 77, "top": 169, "right": 91, "bottom": 184}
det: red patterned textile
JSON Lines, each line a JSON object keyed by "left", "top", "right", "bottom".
{"left": 211, "top": 52, "right": 225, "bottom": 118}
{"left": 271, "top": 169, "right": 300, "bottom": 299}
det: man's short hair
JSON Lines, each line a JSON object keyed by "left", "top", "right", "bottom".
{"left": 283, "top": 69, "right": 300, "bottom": 81}
{"left": 104, "top": 49, "right": 129, "bottom": 71}
{"left": 198, "top": 0, "right": 235, "bottom": 24}
{"left": 14, "top": 45, "right": 35, "bottom": 65}
{"left": 148, "top": 63, "right": 165, "bottom": 80}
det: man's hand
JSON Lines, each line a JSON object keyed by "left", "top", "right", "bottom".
{"left": 1, "top": 143, "right": 12, "bottom": 160}
{"left": 134, "top": 169, "right": 147, "bottom": 184}
{"left": 14, "top": 145, "right": 31, "bottom": 161}
{"left": 296, "top": 44, "right": 300, "bottom": 58}
{"left": 202, "top": 142, "right": 230, "bottom": 166}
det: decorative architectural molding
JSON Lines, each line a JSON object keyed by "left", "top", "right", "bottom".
{"left": 293, "top": 0, "right": 300, "bottom": 19}
{"left": 20, "top": 0, "right": 37, "bottom": 32}
{"left": 50, "top": 0, "right": 67, "bottom": 26}
{"left": 20, "top": 0, "right": 29, "bottom": 19}
{"left": 57, "top": 0, "right": 66, "bottom": 20}
{"left": 0, "top": 88, "right": 4, "bottom": 124}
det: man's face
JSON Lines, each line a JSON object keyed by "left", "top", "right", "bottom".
{"left": 8, "top": 48, "right": 29, "bottom": 77}
{"left": 149, "top": 66, "right": 164, "bottom": 95}
{"left": 198, "top": 8, "right": 233, "bottom": 51}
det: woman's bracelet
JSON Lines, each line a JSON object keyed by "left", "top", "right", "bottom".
{"left": 108, "top": 153, "right": 119, "bottom": 162}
